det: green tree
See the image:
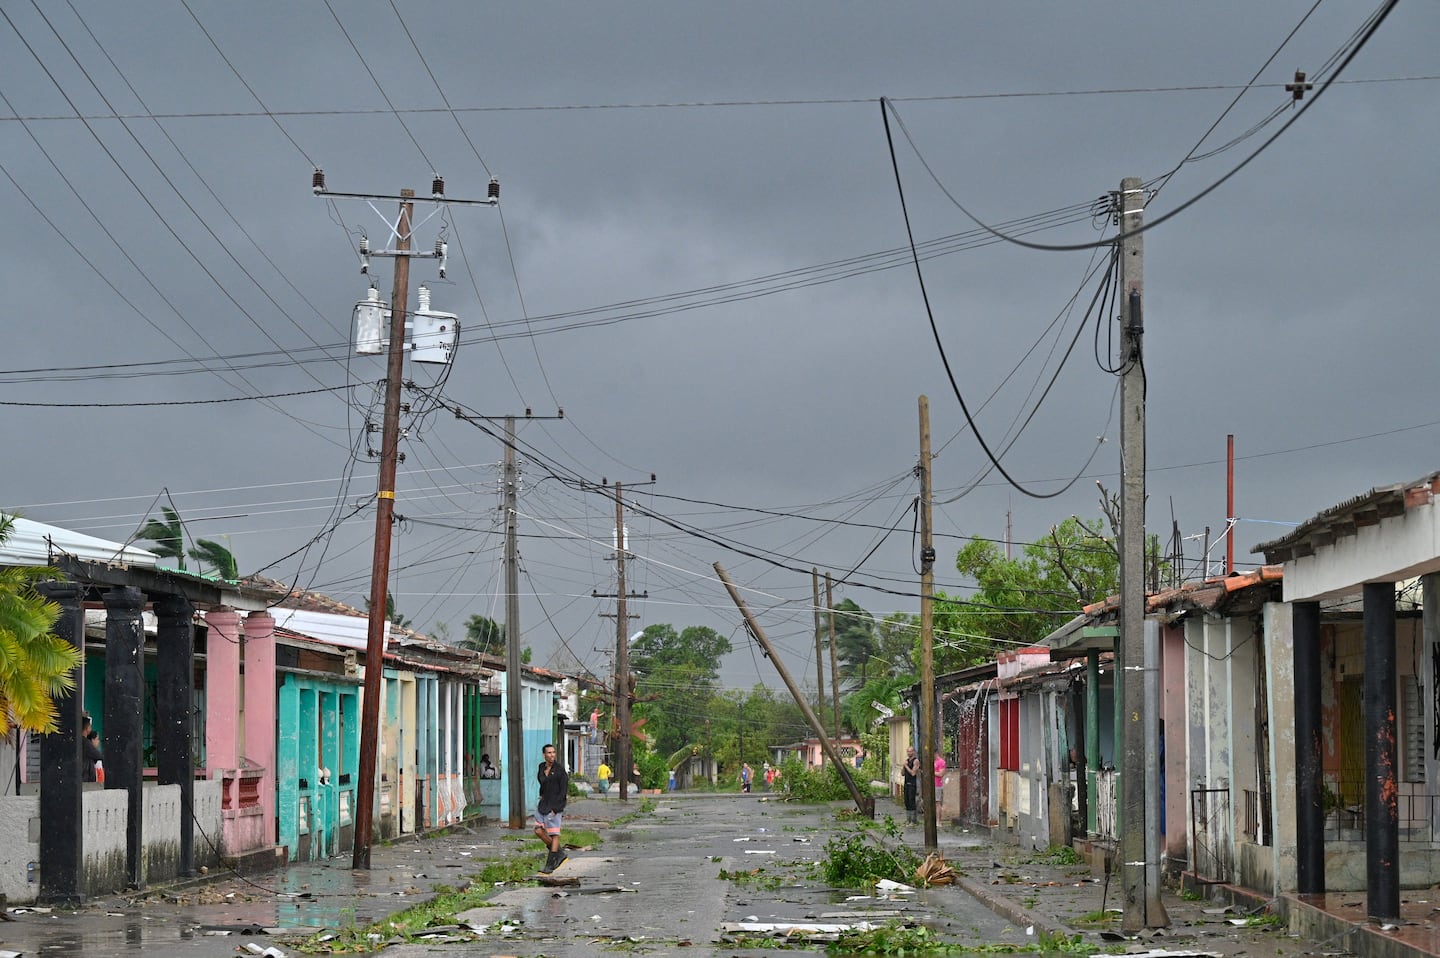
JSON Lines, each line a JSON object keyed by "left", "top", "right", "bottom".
{"left": 187, "top": 539, "right": 238, "bottom": 579}
{"left": 840, "top": 674, "right": 911, "bottom": 737}
{"left": 461, "top": 614, "right": 505, "bottom": 655}
{"left": 832, "top": 599, "right": 877, "bottom": 690}
{"left": 365, "top": 592, "right": 412, "bottom": 630}
{"left": 137, "top": 506, "right": 187, "bottom": 570}
{"left": 934, "top": 516, "right": 1118, "bottom": 673}
{"left": 874, "top": 612, "right": 918, "bottom": 678}
{"left": 0, "top": 515, "right": 82, "bottom": 733}
{"left": 630, "top": 624, "right": 732, "bottom": 758}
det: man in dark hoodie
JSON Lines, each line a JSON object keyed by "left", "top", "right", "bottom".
{"left": 533, "top": 743, "right": 570, "bottom": 874}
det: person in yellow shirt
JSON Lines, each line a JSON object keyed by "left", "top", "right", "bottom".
{"left": 596, "top": 760, "right": 612, "bottom": 797}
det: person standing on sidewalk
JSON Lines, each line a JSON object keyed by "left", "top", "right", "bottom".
{"left": 933, "top": 752, "right": 947, "bottom": 817}
{"left": 596, "top": 759, "right": 612, "bottom": 797}
{"left": 901, "top": 746, "right": 920, "bottom": 824}
{"left": 533, "top": 743, "right": 570, "bottom": 874}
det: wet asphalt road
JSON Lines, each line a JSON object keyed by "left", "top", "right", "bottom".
{"left": 1, "top": 792, "right": 1039, "bottom": 956}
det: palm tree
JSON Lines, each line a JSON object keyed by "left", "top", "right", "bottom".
{"left": 0, "top": 514, "right": 82, "bottom": 734}
{"left": 188, "top": 539, "right": 238, "bottom": 580}
{"left": 137, "top": 506, "right": 186, "bottom": 570}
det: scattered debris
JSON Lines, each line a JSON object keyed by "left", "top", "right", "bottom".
{"left": 915, "top": 853, "right": 955, "bottom": 887}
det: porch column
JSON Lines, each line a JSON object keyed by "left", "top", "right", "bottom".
{"left": 1086, "top": 650, "right": 1100, "bottom": 834}
{"left": 203, "top": 608, "right": 241, "bottom": 775}
{"left": 1424, "top": 575, "right": 1440, "bottom": 844}
{"left": 37, "top": 582, "right": 84, "bottom": 904}
{"left": 103, "top": 585, "right": 145, "bottom": 889}
{"left": 1292, "top": 600, "right": 1324, "bottom": 895}
{"left": 242, "top": 611, "right": 277, "bottom": 835}
{"left": 1362, "top": 582, "right": 1399, "bottom": 921}
{"left": 154, "top": 593, "right": 195, "bottom": 877}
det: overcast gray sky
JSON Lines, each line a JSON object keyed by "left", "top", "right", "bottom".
{"left": 2, "top": 1, "right": 1435, "bottom": 689}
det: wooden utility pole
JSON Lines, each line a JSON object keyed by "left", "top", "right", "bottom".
{"left": 614, "top": 483, "right": 632, "bottom": 802}
{"left": 715, "top": 563, "right": 873, "bottom": 818}
{"left": 917, "top": 396, "right": 938, "bottom": 850}
{"left": 503, "top": 416, "right": 525, "bottom": 828}
{"left": 812, "top": 569, "right": 825, "bottom": 719}
{"left": 352, "top": 192, "right": 413, "bottom": 870}
{"left": 1117, "top": 177, "right": 1166, "bottom": 928}
{"left": 826, "top": 573, "right": 841, "bottom": 739}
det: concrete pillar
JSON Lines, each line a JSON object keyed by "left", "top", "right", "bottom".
{"left": 153, "top": 593, "right": 195, "bottom": 877}
{"left": 37, "top": 581, "right": 85, "bottom": 905}
{"left": 1362, "top": 582, "right": 1399, "bottom": 921}
{"left": 203, "top": 608, "right": 242, "bottom": 776}
{"left": 242, "top": 611, "right": 277, "bottom": 835}
{"left": 103, "top": 586, "right": 145, "bottom": 889}
{"left": 1423, "top": 575, "right": 1440, "bottom": 844}
{"left": 1293, "top": 600, "right": 1324, "bottom": 895}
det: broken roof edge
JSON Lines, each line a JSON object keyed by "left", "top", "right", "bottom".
{"left": 1252, "top": 468, "right": 1440, "bottom": 560}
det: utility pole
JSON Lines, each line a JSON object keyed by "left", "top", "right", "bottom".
{"left": 316, "top": 171, "right": 496, "bottom": 870}
{"left": 826, "top": 574, "right": 841, "bottom": 739}
{"left": 812, "top": 569, "right": 825, "bottom": 721}
{"left": 615, "top": 483, "right": 632, "bottom": 802}
{"left": 1117, "top": 177, "right": 1166, "bottom": 928}
{"left": 593, "top": 480, "right": 647, "bottom": 801}
{"left": 352, "top": 191, "right": 411, "bottom": 871}
{"left": 715, "top": 563, "right": 873, "bottom": 818}
{"left": 917, "top": 396, "right": 938, "bottom": 851}
{"left": 447, "top": 407, "right": 562, "bottom": 829}
{"left": 503, "top": 417, "right": 525, "bottom": 828}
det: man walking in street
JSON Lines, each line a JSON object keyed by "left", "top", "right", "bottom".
{"left": 533, "top": 743, "right": 570, "bottom": 874}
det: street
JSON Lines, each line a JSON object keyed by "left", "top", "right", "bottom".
{"left": 3, "top": 791, "right": 1312, "bottom": 957}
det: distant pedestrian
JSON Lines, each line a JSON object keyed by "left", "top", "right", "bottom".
{"left": 740, "top": 762, "right": 753, "bottom": 794}
{"left": 533, "top": 743, "right": 570, "bottom": 874}
{"left": 854, "top": 750, "right": 865, "bottom": 770}
{"left": 597, "top": 760, "right": 612, "bottom": 796}
{"left": 934, "top": 753, "right": 947, "bottom": 812}
{"left": 479, "top": 753, "right": 498, "bottom": 779}
{"left": 902, "top": 746, "right": 920, "bottom": 824}
{"left": 763, "top": 763, "right": 774, "bottom": 789}
{"left": 668, "top": 767, "right": 677, "bottom": 792}
{"left": 81, "top": 715, "right": 101, "bottom": 783}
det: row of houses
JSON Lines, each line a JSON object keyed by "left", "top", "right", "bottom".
{"left": 0, "top": 518, "right": 598, "bottom": 904}
{"left": 889, "top": 468, "right": 1440, "bottom": 921}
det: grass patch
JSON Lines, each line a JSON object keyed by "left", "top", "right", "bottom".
{"left": 285, "top": 844, "right": 546, "bottom": 954}
{"left": 611, "top": 797, "right": 658, "bottom": 827}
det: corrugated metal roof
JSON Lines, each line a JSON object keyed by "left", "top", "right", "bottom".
{"left": 1252, "top": 469, "right": 1440, "bottom": 563}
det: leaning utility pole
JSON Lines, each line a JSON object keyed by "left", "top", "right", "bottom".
{"left": 917, "top": 396, "right": 938, "bottom": 850}
{"left": 715, "top": 563, "right": 873, "bottom": 818}
{"left": 317, "top": 172, "right": 497, "bottom": 869}
{"left": 1117, "top": 177, "right": 1166, "bottom": 929}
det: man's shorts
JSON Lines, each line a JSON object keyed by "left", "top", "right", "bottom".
{"left": 535, "top": 810, "right": 563, "bottom": 834}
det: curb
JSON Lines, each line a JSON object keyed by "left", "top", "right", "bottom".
{"left": 954, "top": 872, "right": 1076, "bottom": 941}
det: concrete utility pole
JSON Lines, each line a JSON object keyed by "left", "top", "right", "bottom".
{"left": 353, "top": 191, "right": 412, "bottom": 870}
{"left": 826, "top": 573, "right": 841, "bottom": 739}
{"left": 315, "top": 172, "right": 496, "bottom": 869}
{"left": 715, "top": 563, "right": 873, "bottom": 818}
{"left": 614, "top": 483, "right": 632, "bottom": 802}
{"left": 503, "top": 416, "right": 525, "bottom": 828}
{"left": 813, "top": 569, "right": 825, "bottom": 721}
{"left": 918, "top": 396, "right": 938, "bottom": 851}
{"left": 449, "top": 407, "right": 561, "bottom": 828}
{"left": 1117, "top": 177, "right": 1166, "bottom": 929}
